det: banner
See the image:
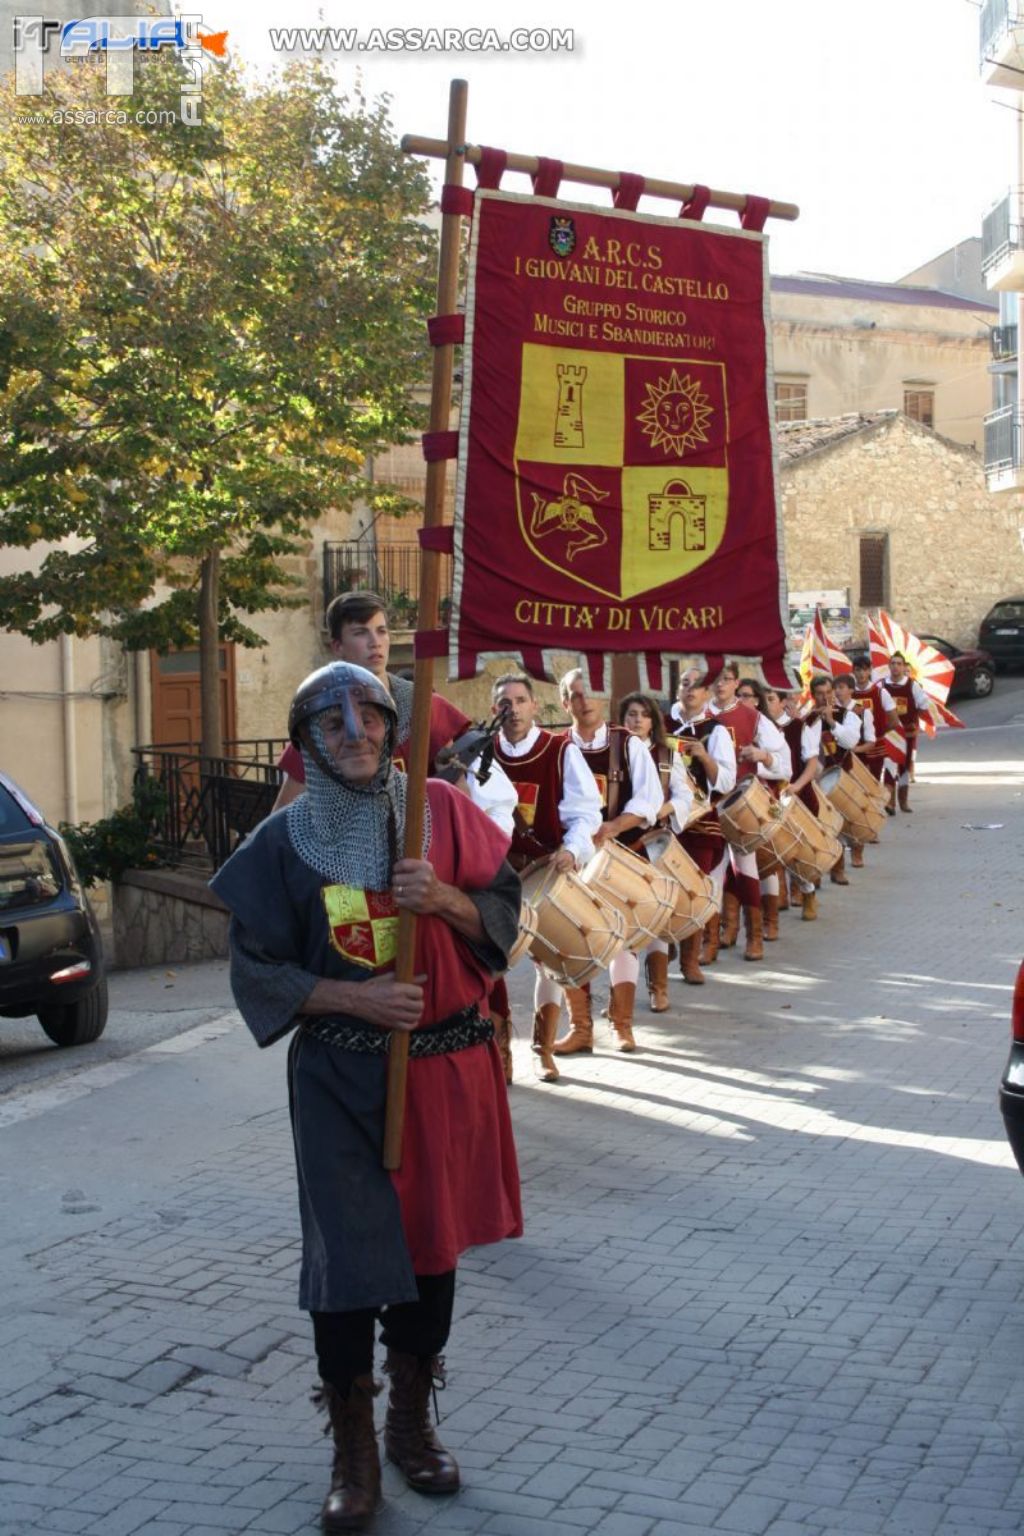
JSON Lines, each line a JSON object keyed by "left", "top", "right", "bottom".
{"left": 451, "top": 190, "right": 791, "bottom": 690}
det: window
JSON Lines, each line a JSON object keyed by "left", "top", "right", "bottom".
{"left": 903, "top": 389, "right": 934, "bottom": 428}
{"left": 859, "top": 534, "right": 889, "bottom": 608}
{"left": 775, "top": 380, "right": 808, "bottom": 421}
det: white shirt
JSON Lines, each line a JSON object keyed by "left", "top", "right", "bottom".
{"left": 465, "top": 754, "right": 518, "bottom": 839}
{"left": 753, "top": 713, "right": 791, "bottom": 781}
{"left": 883, "top": 675, "right": 930, "bottom": 714}
{"left": 673, "top": 710, "right": 738, "bottom": 799}
{"left": 778, "top": 709, "right": 823, "bottom": 773}
{"left": 497, "top": 725, "right": 602, "bottom": 867}
{"left": 568, "top": 722, "right": 664, "bottom": 828}
{"left": 827, "top": 708, "right": 862, "bottom": 751}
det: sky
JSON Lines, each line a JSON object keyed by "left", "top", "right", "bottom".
{"left": 204, "top": 0, "right": 1010, "bottom": 282}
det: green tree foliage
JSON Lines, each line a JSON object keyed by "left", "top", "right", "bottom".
{"left": 0, "top": 52, "right": 435, "bottom": 750}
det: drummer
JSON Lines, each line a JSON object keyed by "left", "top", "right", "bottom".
{"left": 881, "top": 651, "right": 930, "bottom": 814}
{"left": 490, "top": 674, "right": 603, "bottom": 1084}
{"left": 715, "top": 670, "right": 789, "bottom": 963}
{"left": 851, "top": 656, "right": 901, "bottom": 812}
{"left": 735, "top": 679, "right": 792, "bottom": 943}
{"left": 765, "top": 688, "right": 823, "bottom": 920}
{"left": 619, "top": 692, "right": 693, "bottom": 1011}
{"left": 833, "top": 672, "right": 871, "bottom": 870}
{"left": 810, "top": 674, "right": 862, "bottom": 887}
{"left": 554, "top": 670, "right": 664, "bottom": 1053}
{"left": 673, "top": 669, "right": 737, "bottom": 978}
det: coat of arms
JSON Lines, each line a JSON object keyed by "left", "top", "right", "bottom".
{"left": 548, "top": 216, "right": 576, "bottom": 258}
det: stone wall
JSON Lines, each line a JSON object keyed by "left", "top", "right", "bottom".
{"left": 780, "top": 416, "right": 1024, "bottom": 648}
{"left": 113, "top": 869, "right": 228, "bottom": 969}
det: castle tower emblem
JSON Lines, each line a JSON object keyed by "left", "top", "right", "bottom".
{"left": 554, "top": 363, "right": 587, "bottom": 449}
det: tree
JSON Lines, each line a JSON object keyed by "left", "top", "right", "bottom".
{"left": 0, "top": 53, "right": 435, "bottom": 755}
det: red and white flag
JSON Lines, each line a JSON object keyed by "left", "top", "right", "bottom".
{"left": 873, "top": 611, "right": 965, "bottom": 733}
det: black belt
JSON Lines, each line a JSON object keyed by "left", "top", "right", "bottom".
{"left": 300, "top": 1003, "right": 493, "bottom": 1058}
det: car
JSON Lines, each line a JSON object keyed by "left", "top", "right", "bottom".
{"left": 916, "top": 636, "right": 996, "bottom": 700}
{"left": 999, "top": 960, "right": 1024, "bottom": 1175}
{"left": 979, "top": 598, "right": 1024, "bottom": 672}
{"left": 0, "top": 771, "right": 108, "bottom": 1048}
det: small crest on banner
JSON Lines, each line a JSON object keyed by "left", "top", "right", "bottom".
{"left": 549, "top": 215, "right": 576, "bottom": 258}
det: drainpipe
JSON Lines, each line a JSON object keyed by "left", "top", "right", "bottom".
{"left": 60, "top": 633, "right": 78, "bottom": 823}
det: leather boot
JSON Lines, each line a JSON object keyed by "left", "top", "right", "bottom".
{"left": 491, "top": 1013, "right": 513, "bottom": 1085}
{"left": 699, "top": 912, "right": 720, "bottom": 966}
{"left": 719, "top": 891, "right": 741, "bottom": 948}
{"left": 777, "top": 881, "right": 790, "bottom": 913}
{"left": 886, "top": 780, "right": 897, "bottom": 816}
{"left": 742, "top": 905, "right": 764, "bottom": 962}
{"left": 383, "top": 1351, "right": 460, "bottom": 1496}
{"left": 762, "top": 894, "right": 780, "bottom": 941}
{"left": 645, "top": 952, "right": 670, "bottom": 1012}
{"left": 608, "top": 982, "right": 637, "bottom": 1052}
{"left": 898, "top": 784, "right": 912, "bottom": 812}
{"left": 680, "top": 931, "right": 705, "bottom": 985}
{"left": 531, "top": 1004, "right": 561, "bottom": 1082}
{"left": 314, "top": 1377, "right": 382, "bottom": 1533}
{"left": 552, "top": 986, "right": 593, "bottom": 1055}
{"left": 850, "top": 844, "right": 864, "bottom": 869}
{"left": 801, "top": 888, "right": 818, "bottom": 921}
{"left": 830, "top": 851, "right": 849, "bottom": 886}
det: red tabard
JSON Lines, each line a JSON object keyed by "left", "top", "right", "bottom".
{"left": 278, "top": 692, "right": 470, "bottom": 784}
{"left": 571, "top": 726, "right": 639, "bottom": 845}
{"left": 852, "top": 687, "right": 889, "bottom": 779}
{"left": 712, "top": 704, "right": 757, "bottom": 780}
{"left": 674, "top": 717, "right": 724, "bottom": 869}
{"left": 886, "top": 680, "right": 920, "bottom": 738}
{"left": 781, "top": 714, "right": 820, "bottom": 815}
{"left": 493, "top": 730, "right": 570, "bottom": 870}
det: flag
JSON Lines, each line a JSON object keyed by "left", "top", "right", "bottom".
{"left": 875, "top": 611, "right": 957, "bottom": 710}
{"left": 449, "top": 190, "right": 793, "bottom": 692}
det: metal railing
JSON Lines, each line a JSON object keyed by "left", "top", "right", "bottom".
{"left": 992, "top": 324, "right": 1019, "bottom": 360}
{"left": 984, "top": 404, "right": 1023, "bottom": 472}
{"left": 981, "top": 0, "right": 1022, "bottom": 66}
{"left": 982, "top": 191, "right": 1022, "bottom": 275}
{"left": 132, "top": 742, "right": 288, "bottom": 870}
{"left": 323, "top": 540, "right": 453, "bottom": 629}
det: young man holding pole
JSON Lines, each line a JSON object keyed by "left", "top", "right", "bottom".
{"left": 213, "top": 661, "right": 522, "bottom": 1533}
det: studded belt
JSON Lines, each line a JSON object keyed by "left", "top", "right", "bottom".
{"left": 300, "top": 1003, "right": 493, "bottom": 1058}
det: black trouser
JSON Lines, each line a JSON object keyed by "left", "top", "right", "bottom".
{"left": 312, "top": 1270, "right": 456, "bottom": 1394}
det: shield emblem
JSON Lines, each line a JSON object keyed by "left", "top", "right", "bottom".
{"left": 323, "top": 885, "right": 398, "bottom": 971}
{"left": 549, "top": 216, "right": 576, "bottom": 258}
{"left": 514, "top": 343, "right": 729, "bottom": 600}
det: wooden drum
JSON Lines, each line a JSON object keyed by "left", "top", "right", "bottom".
{"left": 506, "top": 897, "right": 539, "bottom": 969}
{"left": 641, "top": 830, "right": 717, "bottom": 942}
{"left": 717, "top": 776, "right": 783, "bottom": 853}
{"left": 768, "top": 793, "right": 843, "bottom": 884}
{"left": 818, "top": 766, "right": 885, "bottom": 845}
{"left": 846, "top": 751, "right": 889, "bottom": 811}
{"left": 519, "top": 864, "right": 627, "bottom": 988}
{"left": 580, "top": 839, "right": 676, "bottom": 952}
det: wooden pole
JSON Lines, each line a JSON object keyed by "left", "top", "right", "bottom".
{"left": 400, "top": 136, "right": 799, "bottom": 224}
{"left": 382, "top": 79, "right": 469, "bottom": 1172}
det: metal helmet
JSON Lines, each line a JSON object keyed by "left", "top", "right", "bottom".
{"left": 288, "top": 661, "right": 397, "bottom": 752}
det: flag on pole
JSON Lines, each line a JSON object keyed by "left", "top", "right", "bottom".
{"left": 873, "top": 611, "right": 965, "bottom": 732}
{"left": 797, "top": 607, "right": 849, "bottom": 693}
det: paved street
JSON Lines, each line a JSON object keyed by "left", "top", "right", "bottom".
{"left": 1, "top": 707, "right": 1023, "bottom": 1536}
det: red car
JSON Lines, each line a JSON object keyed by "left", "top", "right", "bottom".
{"left": 917, "top": 636, "right": 995, "bottom": 700}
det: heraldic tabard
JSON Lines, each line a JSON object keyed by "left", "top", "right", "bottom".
{"left": 449, "top": 190, "right": 791, "bottom": 689}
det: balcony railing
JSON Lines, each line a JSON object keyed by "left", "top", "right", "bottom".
{"left": 981, "top": 0, "right": 1024, "bottom": 63}
{"left": 992, "top": 323, "right": 1019, "bottom": 360}
{"left": 984, "top": 405, "right": 1022, "bottom": 472}
{"left": 323, "top": 540, "right": 453, "bottom": 629}
{"left": 132, "top": 740, "right": 288, "bottom": 870}
{"left": 982, "top": 191, "right": 1021, "bottom": 275}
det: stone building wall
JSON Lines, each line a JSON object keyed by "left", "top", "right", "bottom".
{"left": 780, "top": 415, "right": 1024, "bottom": 648}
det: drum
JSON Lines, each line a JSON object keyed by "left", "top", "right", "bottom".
{"left": 756, "top": 841, "right": 783, "bottom": 879}
{"left": 814, "top": 792, "right": 845, "bottom": 842}
{"left": 846, "top": 751, "right": 889, "bottom": 811}
{"left": 507, "top": 897, "right": 539, "bottom": 969}
{"left": 581, "top": 839, "right": 677, "bottom": 951}
{"left": 717, "top": 776, "right": 783, "bottom": 853}
{"left": 641, "top": 831, "right": 718, "bottom": 942}
{"left": 818, "top": 766, "right": 885, "bottom": 845}
{"left": 520, "top": 863, "right": 626, "bottom": 988}
{"left": 767, "top": 793, "right": 843, "bottom": 884}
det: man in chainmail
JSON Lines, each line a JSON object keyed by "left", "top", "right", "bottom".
{"left": 211, "top": 661, "right": 522, "bottom": 1534}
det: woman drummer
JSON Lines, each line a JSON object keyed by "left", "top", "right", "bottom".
{"left": 618, "top": 692, "right": 693, "bottom": 1012}
{"left": 735, "top": 679, "right": 791, "bottom": 943}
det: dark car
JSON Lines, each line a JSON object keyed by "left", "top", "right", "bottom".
{"left": 999, "top": 961, "right": 1024, "bottom": 1175}
{"left": 979, "top": 598, "right": 1024, "bottom": 671}
{"left": 917, "top": 636, "right": 995, "bottom": 700}
{"left": 0, "top": 772, "right": 108, "bottom": 1047}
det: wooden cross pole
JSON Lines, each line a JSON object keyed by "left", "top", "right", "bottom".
{"left": 382, "top": 79, "right": 469, "bottom": 1171}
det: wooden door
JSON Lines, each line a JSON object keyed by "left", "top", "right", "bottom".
{"left": 150, "top": 646, "right": 236, "bottom": 750}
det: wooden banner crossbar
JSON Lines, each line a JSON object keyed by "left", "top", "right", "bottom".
{"left": 401, "top": 133, "right": 800, "bottom": 224}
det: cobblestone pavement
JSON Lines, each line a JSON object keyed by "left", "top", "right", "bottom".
{"left": 1, "top": 727, "right": 1023, "bottom": 1536}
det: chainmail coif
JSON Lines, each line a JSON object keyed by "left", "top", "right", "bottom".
{"left": 285, "top": 709, "right": 431, "bottom": 887}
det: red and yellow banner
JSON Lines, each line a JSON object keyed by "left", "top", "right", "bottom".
{"left": 451, "top": 190, "right": 791, "bottom": 688}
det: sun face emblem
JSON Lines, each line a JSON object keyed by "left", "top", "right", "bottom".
{"left": 636, "top": 370, "right": 713, "bottom": 457}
